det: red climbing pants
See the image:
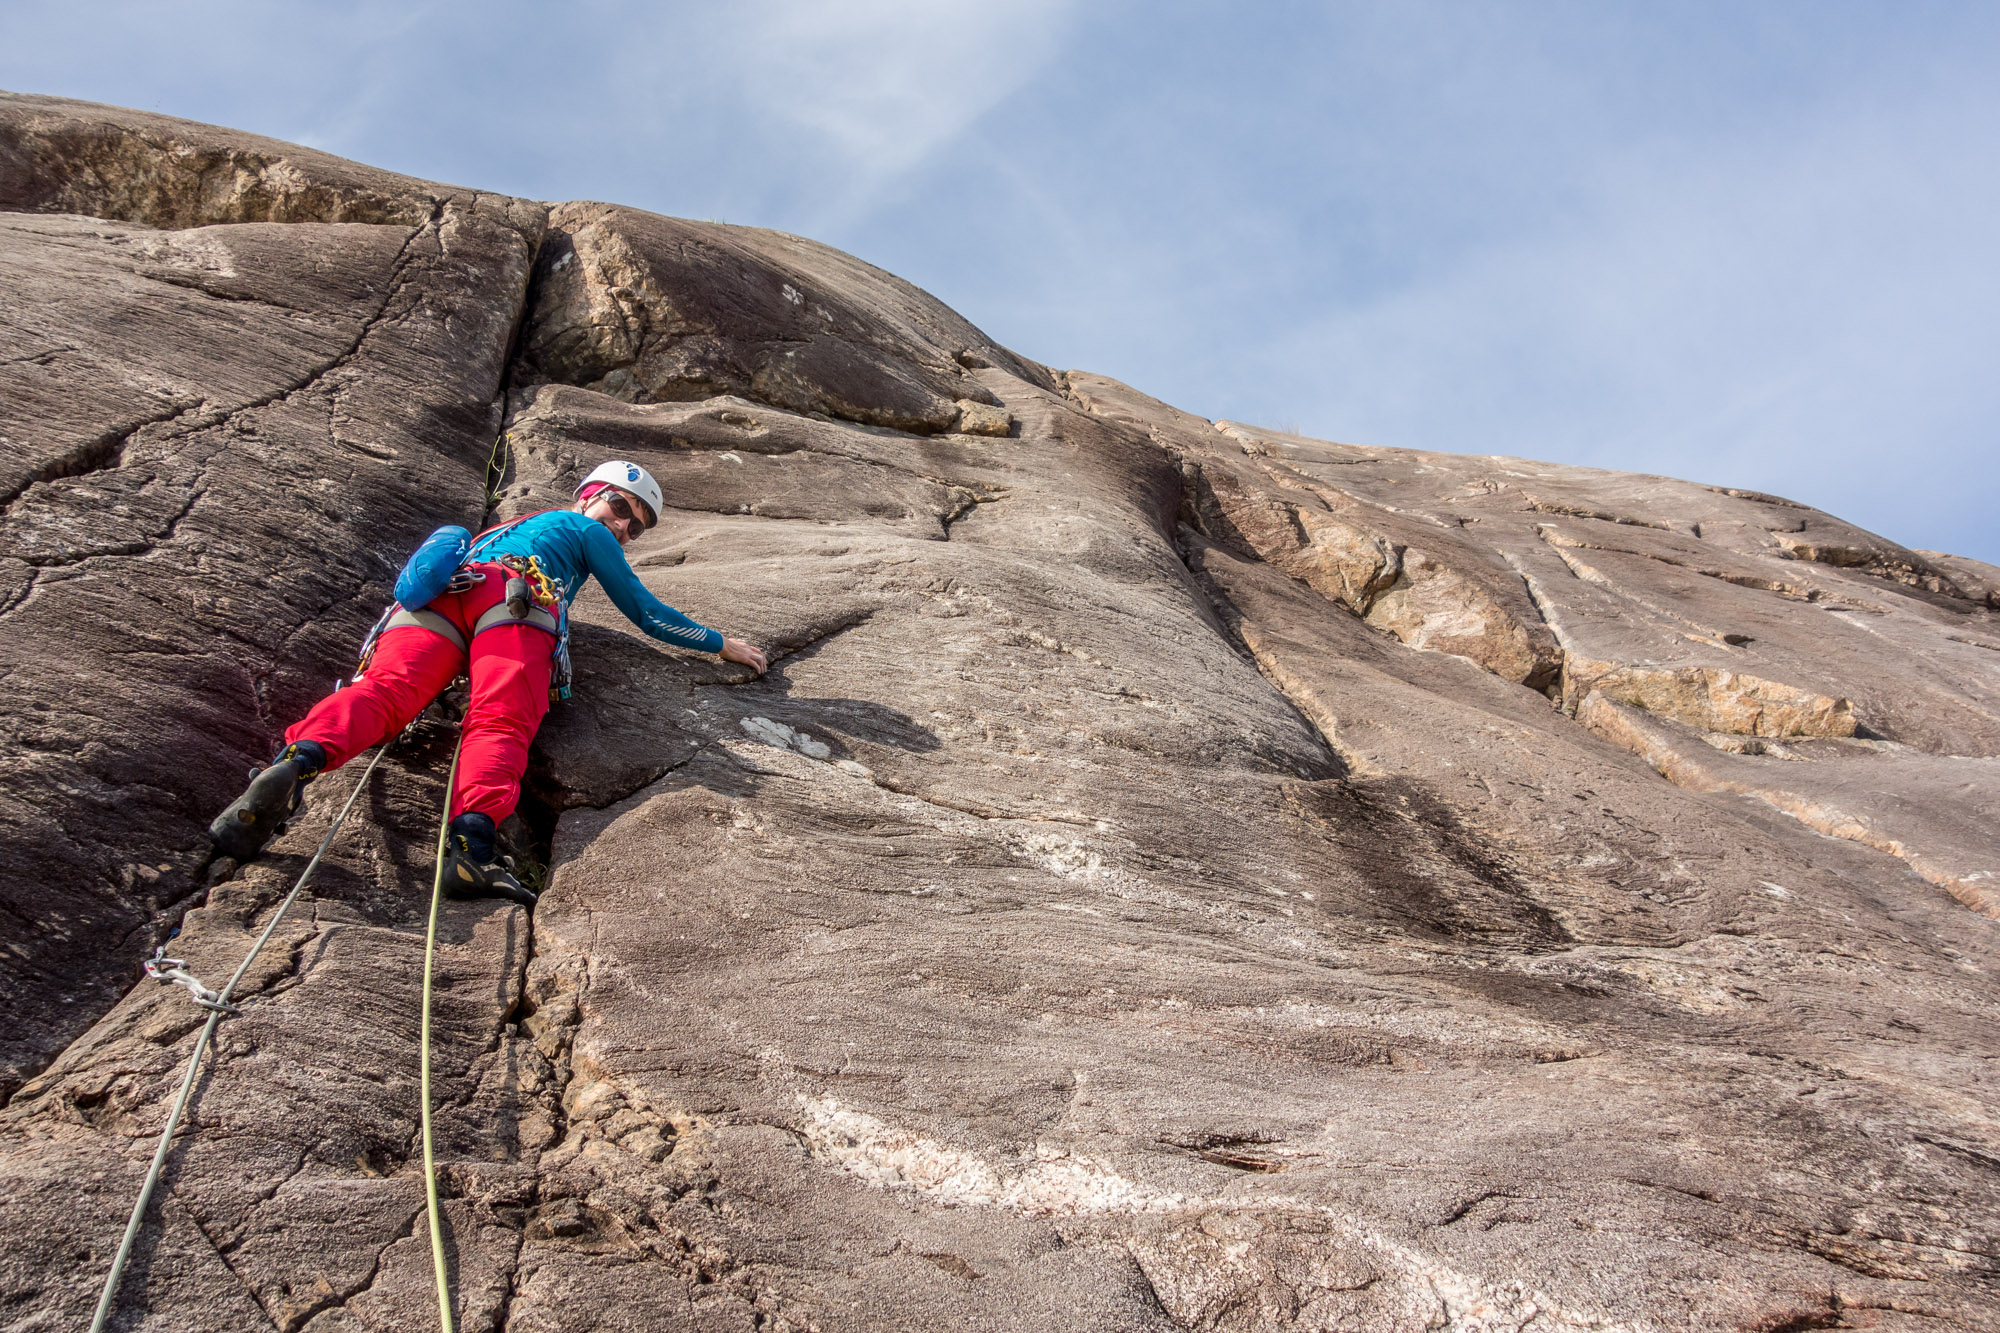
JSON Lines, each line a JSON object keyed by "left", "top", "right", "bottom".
{"left": 285, "top": 563, "right": 553, "bottom": 823}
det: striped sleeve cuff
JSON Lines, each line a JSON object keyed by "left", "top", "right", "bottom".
{"left": 645, "top": 615, "right": 724, "bottom": 655}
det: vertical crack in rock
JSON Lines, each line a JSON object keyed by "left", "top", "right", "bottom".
{"left": 1169, "top": 528, "right": 1354, "bottom": 778}
{"left": 6, "top": 98, "right": 2000, "bottom": 1333}
{"left": 0, "top": 99, "right": 551, "bottom": 1096}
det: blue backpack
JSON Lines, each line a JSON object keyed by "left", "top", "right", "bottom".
{"left": 393, "top": 525, "right": 473, "bottom": 609}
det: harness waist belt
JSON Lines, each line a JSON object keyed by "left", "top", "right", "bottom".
{"left": 384, "top": 608, "right": 468, "bottom": 653}
{"left": 384, "top": 601, "right": 559, "bottom": 652}
{"left": 472, "top": 600, "right": 560, "bottom": 638}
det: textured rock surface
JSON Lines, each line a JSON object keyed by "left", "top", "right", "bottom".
{"left": 2, "top": 98, "right": 1997, "bottom": 1332}
{"left": 513, "top": 202, "right": 1050, "bottom": 434}
{"left": 0, "top": 93, "right": 544, "bottom": 1095}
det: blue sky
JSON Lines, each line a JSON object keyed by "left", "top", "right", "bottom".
{"left": 7, "top": 1, "right": 1997, "bottom": 561}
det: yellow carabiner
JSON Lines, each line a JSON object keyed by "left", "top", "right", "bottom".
{"left": 522, "top": 555, "right": 559, "bottom": 608}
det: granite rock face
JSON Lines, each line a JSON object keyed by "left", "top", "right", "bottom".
{"left": 513, "top": 202, "right": 1046, "bottom": 435}
{"left": 1, "top": 97, "right": 1996, "bottom": 1333}
{"left": 0, "top": 93, "right": 544, "bottom": 1096}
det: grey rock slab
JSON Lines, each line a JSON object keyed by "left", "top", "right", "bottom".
{"left": 1064, "top": 372, "right": 2000, "bottom": 757}
{"left": 515, "top": 202, "right": 1054, "bottom": 434}
{"left": 1919, "top": 548, "right": 2000, "bottom": 609}
{"left": 1531, "top": 522, "right": 2000, "bottom": 754}
{"left": 525, "top": 733, "right": 1999, "bottom": 1330}
{"left": 4, "top": 101, "right": 1999, "bottom": 1332}
{"left": 1063, "top": 372, "right": 1567, "bottom": 690}
{"left": 507, "top": 373, "right": 1999, "bottom": 1325}
{"left": 0, "top": 102, "right": 544, "bottom": 1095}
{"left": 1187, "top": 532, "right": 1751, "bottom": 947}
{"left": 1582, "top": 692, "right": 2000, "bottom": 916}
{"left": 1213, "top": 418, "right": 1969, "bottom": 599}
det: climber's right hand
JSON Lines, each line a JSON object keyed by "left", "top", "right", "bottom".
{"left": 720, "top": 637, "right": 768, "bottom": 675}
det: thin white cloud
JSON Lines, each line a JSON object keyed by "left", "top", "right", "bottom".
{"left": 2, "top": 0, "right": 1076, "bottom": 226}
{"left": 1247, "top": 66, "right": 2000, "bottom": 548}
{"left": 730, "top": 0, "right": 1072, "bottom": 170}
{"left": 671, "top": 0, "right": 1076, "bottom": 228}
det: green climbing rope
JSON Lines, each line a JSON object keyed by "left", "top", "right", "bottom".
{"left": 91, "top": 745, "right": 390, "bottom": 1333}
{"left": 420, "top": 732, "right": 465, "bottom": 1333}
{"left": 481, "top": 430, "right": 512, "bottom": 517}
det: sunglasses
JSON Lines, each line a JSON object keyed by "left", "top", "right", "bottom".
{"left": 599, "top": 490, "right": 651, "bottom": 532}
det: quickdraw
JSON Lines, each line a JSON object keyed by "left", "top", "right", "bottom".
{"left": 92, "top": 748, "right": 391, "bottom": 1333}
{"left": 143, "top": 943, "right": 240, "bottom": 1015}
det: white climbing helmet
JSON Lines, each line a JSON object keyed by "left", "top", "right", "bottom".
{"left": 577, "top": 459, "right": 662, "bottom": 529}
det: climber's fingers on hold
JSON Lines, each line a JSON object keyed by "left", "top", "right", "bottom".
{"left": 721, "top": 637, "right": 768, "bottom": 675}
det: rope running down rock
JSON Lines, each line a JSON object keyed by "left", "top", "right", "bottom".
{"left": 90, "top": 745, "right": 391, "bottom": 1333}
{"left": 420, "top": 734, "right": 465, "bottom": 1333}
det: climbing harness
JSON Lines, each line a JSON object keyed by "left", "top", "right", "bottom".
{"left": 91, "top": 746, "right": 389, "bottom": 1333}
{"left": 350, "top": 512, "right": 574, "bottom": 702}
{"left": 419, "top": 733, "right": 465, "bottom": 1333}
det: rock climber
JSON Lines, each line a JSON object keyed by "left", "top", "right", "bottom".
{"left": 208, "top": 460, "right": 767, "bottom": 908}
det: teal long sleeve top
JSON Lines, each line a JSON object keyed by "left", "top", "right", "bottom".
{"left": 472, "top": 510, "right": 723, "bottom": 654}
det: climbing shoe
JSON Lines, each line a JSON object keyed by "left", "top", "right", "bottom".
{"left": 442, "top": 812, "right": 538, "bottom": 910}
{"left": 209, "top": 740, "right": 327, "bottom": 862}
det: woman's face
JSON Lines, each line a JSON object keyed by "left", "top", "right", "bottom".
{"left": 583, "top": 488, "right": 647, "bottom": 545}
